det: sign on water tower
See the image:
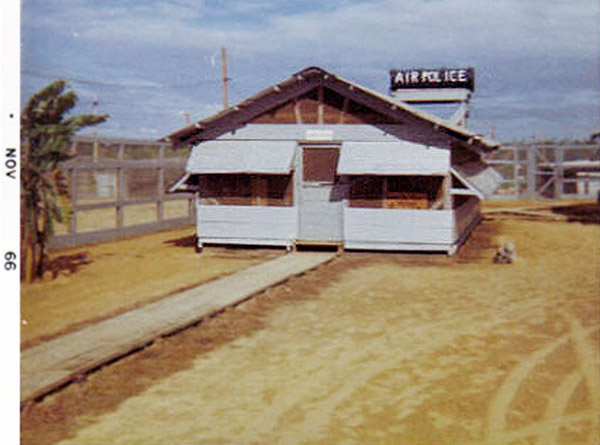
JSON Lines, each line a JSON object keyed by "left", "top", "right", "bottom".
{"left": 389, "top": 67, "right": 475, "bottom": 127}
{"left": 390, "top": 67, "right": 475, "bottom": 92}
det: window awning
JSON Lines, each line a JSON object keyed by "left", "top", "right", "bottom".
{"left": 186, "top": 140, "right": 296, "bottom": 174}
{"left": 451, "top": 162, "right": 503, "bottom": 198}
{"left": 337, "top": 141, "right": 450, "bottom": 175}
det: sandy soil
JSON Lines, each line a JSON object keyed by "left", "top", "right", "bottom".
{"left": 21, "top": 210, "right": 599, "bottom": 444}
{"left": 21, "top": 227, "right": 281, "bottom": 347}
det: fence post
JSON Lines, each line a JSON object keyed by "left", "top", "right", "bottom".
{"left": 157, "top": 145, "right": 165, "bottom": 222}
{"left": 526, "top": 146, "right": 536, "bottom": 199}
{"left": 555, "top": 146, "right": 564, "bottom": 199}
{"left": 92, "top": 138, "right": 99, "bottom": 161}
{"left": 68, "top": 140, "right": 78, "bottom": 245}
{"left": 53, "top": 137, "right": 195, "bottom": 248}
{"left": 116, "top": 167, "right": 125, "bottom": 230}
{"left": 115, "top": 143, "right": 125, "bottom": 231}
{"left": 188, "top": 197, "right": 194, "bottom": 217}
{"left": 69, "top": 168, "right": 77, "bottom": 236}
{"left": 512, "top": 146, "right": 520, "bottom": 199}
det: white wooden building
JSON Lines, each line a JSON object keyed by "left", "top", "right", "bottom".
{"left": 167, "top": 66, "right": 501, "bottom": 254}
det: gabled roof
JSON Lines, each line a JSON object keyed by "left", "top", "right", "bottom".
{"left": 163, "top": 66, "right": 499, "bottom": 154}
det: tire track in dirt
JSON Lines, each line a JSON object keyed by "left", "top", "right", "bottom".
{"left": 486, "top": 333, "right": 571, "bottom": 442}
{"left": 494, "top": 412, "right": 593, "bottom": 443}
{"left": 563, "top": 312, "right": 600, "bottom": 444}
{"left": 537, "top": 371, "right": 583, "bottom": 445}
{"left": 289, "top": 292, "right": 586, "bottom": 443}
{"left": 486, "top": 319, "right": 599, "bottom": 444}
{"left": 252, "top": 297, "right": 564, "bottom": 443}
{"left": 240, "top": 315, "right": 479, "bottom": 442}
{"left": 43, "top": 242, "right": 599, "bottom": 444}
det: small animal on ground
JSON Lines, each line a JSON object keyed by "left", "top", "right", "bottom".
{"left": 493, "top": 241, "right": 516, "bottom": 264}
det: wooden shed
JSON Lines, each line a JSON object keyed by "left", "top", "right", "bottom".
{"left": 167, "top": 66, "right": 501, "bottom": 254}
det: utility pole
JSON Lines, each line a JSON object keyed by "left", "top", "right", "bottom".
{"left": 221, "top": 46, "right": 229, "bottom": 109}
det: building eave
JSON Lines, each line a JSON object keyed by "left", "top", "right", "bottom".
{"left": 162, "top": 66, "right": 500, "bottom": 154}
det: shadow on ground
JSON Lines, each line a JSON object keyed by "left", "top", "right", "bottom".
{"left": 46, "top": 253, "right": 92, "bottom": 279}
{"left": 162, "top": 236, "right": 286, "bottom": 259}
{"left": 550, "top": 203, "right": 600, "bottom": 224}
{"left": 162, "top": 235, "right": 196, "bottom": 248}
{"left": 454, "top": 219, "right": 501, "bottom": 263}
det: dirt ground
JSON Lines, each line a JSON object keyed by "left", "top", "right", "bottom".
{"left": 20, "top": 226, "right": 280, "bottom": 348}
{"left": 21, "top": 204, "right": 599, "bottom": 444}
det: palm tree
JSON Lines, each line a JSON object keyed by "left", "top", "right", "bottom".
{"left": 21, "top": 79, "right": 107, "bottom": 282}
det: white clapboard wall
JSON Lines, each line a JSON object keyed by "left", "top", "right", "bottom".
{"left": 197, "top": 204, "right": 297, "bottom": 247}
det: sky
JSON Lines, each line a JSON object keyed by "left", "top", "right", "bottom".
{"left": 19, "top": 0, "right": 600, "bottom": 142}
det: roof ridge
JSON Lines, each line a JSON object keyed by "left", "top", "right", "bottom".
{"left": 163, "top": 66, "right": 499, "bottom": 152}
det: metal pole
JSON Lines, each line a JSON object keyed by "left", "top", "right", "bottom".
{"left": 526, "top": 147, "right": 536, "bottom": 199}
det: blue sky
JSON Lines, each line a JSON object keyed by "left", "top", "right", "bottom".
{"left": 20, "top": 0, "right": 599, "bottom": 142}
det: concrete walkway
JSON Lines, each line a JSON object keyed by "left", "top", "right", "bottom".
{"left": 21, "top": 252, "right": 335, "bottom": 405}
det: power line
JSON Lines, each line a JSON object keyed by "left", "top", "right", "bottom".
{"left": 21, "top": 69, "right": 222, "bottom": 89}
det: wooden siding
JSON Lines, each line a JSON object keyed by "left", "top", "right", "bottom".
{"left": 196, "top": 205, "right": 297, "bottom": 246}
{"left": 343, "top": 207, "right": 454, "bottom": 251}
{"left": 452, "top": 196, "right": 481, "bottom": 243}
{"left": 251, "top": 88, "right": 396, "bottom": 125}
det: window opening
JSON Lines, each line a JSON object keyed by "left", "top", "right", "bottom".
{"left": 303, "top": 147, "right": 339, "bottom": 183}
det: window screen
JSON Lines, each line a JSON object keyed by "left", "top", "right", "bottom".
{"left": 197, "top": 174, "right": 292, "bottom": 206}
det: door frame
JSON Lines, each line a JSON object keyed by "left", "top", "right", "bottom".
{"left": 296, "top": 142, "right": 343, "bottom": 243}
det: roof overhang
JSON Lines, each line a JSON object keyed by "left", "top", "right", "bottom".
{"left": 162, "top": 66, "right": 501, "bottom": 156}
{"left": 186, "top": 139, "right": 296, "bottom": 174}
{"left": 338, "top": 141, "right": 449, "bottom": 175}
{"left": 451, "top": 163, "right": 503, "bottom": 198}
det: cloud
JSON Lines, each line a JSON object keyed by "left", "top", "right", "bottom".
{"left": 23, "top": 0, "right": 597, "bottom": 78}
{"left": 21, "top": 0, "right": 600, "bottom": 140}
{"left": 34, "top": 0, "right": 592, "bottom": 61}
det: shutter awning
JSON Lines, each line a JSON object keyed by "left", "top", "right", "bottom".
{"left": 337, "top": 141, "right": 450, "bottom": 175}
{"left": 451, "top": 162, "right": 503, "bottom": 198}
{"left": 186, "top": 140, "right": 296, "bottom": 174}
